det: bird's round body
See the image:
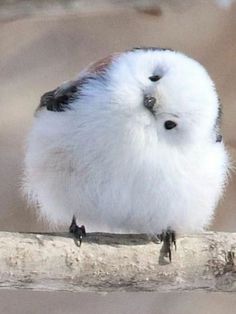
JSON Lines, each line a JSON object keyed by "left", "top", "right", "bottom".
{"left": 23, "top": 48, "right": 229, "bottom": 233}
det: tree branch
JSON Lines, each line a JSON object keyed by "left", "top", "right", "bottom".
{"left": 1, "top": 0, "right": 164, "bottom": 22}
{"left": 0, "top": 231, "right": 235, "bottom": 292}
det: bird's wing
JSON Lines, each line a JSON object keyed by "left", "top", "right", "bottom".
{"left": 36, "top": 53, "right": 119, "bottom": 113}
{"left": 37, "top": 80, "right": 79, "bottom": 112}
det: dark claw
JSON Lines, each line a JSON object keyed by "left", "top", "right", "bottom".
{"left": 159, "top": 229, "right": 177, "bottom": 262}
{"left": 69, "top": 215, "right": 86, "bottom": 246}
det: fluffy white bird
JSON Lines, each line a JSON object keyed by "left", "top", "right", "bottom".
{"left": 23, "top": 48, "right": 229, "bottom": 250}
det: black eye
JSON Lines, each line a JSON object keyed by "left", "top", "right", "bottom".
{"left": 164, "top": 120, "right": 177, "bottom": 130}
{"left": 149, "top": 75, "right": 161, "bottom": 82}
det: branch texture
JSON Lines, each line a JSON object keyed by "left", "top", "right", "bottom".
{"left": 0, "top": 231, "right": 235, "bottom": 292}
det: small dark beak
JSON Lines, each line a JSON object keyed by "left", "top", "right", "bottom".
{"left": 144, "top": 95, "right": 156, "bottom": 113}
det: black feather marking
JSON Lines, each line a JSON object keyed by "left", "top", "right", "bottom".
{"left": 131, "top": 47, "right": 173, "bottom": 52}
{"left": 216, "top": 98, "right": 222, "bottom": 128}
{"left": 215, "top": 98, "right": 223, "bottom": 143}
{"left": 38, "top": 84, "right": 78, "bottom": 112}
{"left": 216, "top": 135, "right": 222, "bottom": 143}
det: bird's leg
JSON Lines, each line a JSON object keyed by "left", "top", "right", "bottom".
{"left": 158, "top": 228, "right": 177, "bottom": 262}
{"left": 69, "top": 215, "right": 86, "bottom": 247}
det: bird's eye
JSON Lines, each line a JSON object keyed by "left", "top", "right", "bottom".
{"left": 164, "top": 120, "right": 177, "bottom": 130}
{"left": 149, "top": 75, "right": 161, "bottom": 82}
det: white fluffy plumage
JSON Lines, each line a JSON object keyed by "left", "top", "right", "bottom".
{"left": 23, "top": 48, "right": 229, "bottom": 233}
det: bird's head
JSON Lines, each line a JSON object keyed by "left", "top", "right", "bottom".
{"left": 45, "top": 48, "right": 221, "bottom": 147}
{"left": 95, "top": 48, "right": 221, "bottom": 146}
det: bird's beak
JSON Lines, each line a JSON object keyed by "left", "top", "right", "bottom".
{"left": 144, "top": 95, "right": 157, "bottom": 115}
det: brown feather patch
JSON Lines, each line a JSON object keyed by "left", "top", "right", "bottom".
{"left": 83, "top": 53, "right": 120, "bottom": 76}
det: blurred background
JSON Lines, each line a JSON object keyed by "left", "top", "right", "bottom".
{"left": 0, "top": 0, "right": 236, "bottom": 313}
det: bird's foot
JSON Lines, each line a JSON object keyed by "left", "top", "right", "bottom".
{"left": 69, "top": 215, "right": 86, "bottom": 247}
{"left": 158, "top": 228, "right": 176, "bottom": 262}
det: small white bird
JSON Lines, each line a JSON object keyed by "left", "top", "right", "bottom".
{"left": 23, "top": 48, "right": 229, "bottom": 257}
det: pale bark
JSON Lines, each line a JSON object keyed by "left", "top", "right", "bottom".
{"left": 0, "top": 231, "right": 236, "bottom": 292}
{"left": 0, "top": 0, "right": 165, "bottom": 21}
